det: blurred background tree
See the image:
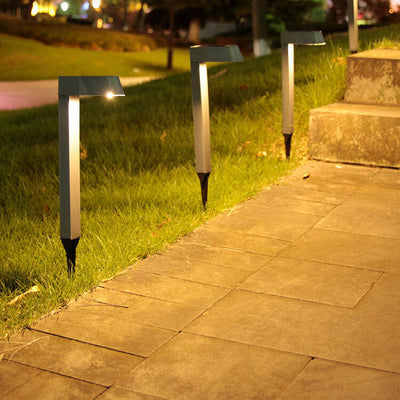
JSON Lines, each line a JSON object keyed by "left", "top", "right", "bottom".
{"left": 0, "top": 0, "right": 396, "bottom": 60}
{"left": 327, "top": 0, "right": 391, "bottom": 25}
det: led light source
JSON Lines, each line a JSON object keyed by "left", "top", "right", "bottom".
{"left": 58, "top": 76, "right": 124, "bottom": 276}
{"left": 190, "top": 45, "right": 243, "bottom": 208}
{"left": 280, "top": 31, "right": 325, "bottom": 159}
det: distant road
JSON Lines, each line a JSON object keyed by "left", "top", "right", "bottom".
{"left": 0, "top": 76, "right": 158, "bottom": 111}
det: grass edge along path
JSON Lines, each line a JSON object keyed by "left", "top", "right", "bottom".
{"left": 0, "top": 24, "right": 399, "bottom": 339}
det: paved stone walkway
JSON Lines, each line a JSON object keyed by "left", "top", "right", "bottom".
{"left": 1, "top": 160, "right": 400, "bottom": 399}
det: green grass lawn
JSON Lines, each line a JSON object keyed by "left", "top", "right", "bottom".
{"left": 0, "top": 24, "right": 399, "bottom": 338}
{"left": 0, "top": 14, "right": 164, "bottom": 52}
{"left": 0, "top": 33, "right": 190, "bottom": 80}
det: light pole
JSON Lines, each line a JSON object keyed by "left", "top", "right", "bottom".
{"left": 348, "top": 0, "right": 359, "bottom": 53}
{"left": 281, "top": 31, "right": 325, "bottom": 159}
{"left": 190, "top": 45, "right": 243, "bottom": 208}
{"left": 58, "top": 76, "right": 124, "bottom": 276}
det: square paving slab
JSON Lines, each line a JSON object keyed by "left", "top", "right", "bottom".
{"left": 31, "top": 305, "right": 176, "bottom": 357}
{"left": 117, "top": 332, "right": 310, "bottom": 400}
{"left": 0, "top": 329, "right": 143, "bottom": 386}
{"left": 278, "top": 358, "right": 400, "bottom": 400}
{"left": 271, "top": 186, "right": 350, "bottom": 205}
{"left": 102, "top": 270, "right": 229, "bottom": 308}
{"left": 268, "top": 198, "right": 336, "bottom": 216}
{"left": 207, "top": 209, "right": 320, "bottom": 242}
{"left": 185, "top": 290, "right": 400, "bottom": 373}
{"left": 316, "top": 205, "right": 400, "bottom": 239}
{"left": 0, "top": 367, "right": 104, "bottom": 400}
{"left": 354, "top": 273, "right": 400, "bottom": 317}
{"left": 355, "top": 291, "right": 400, "bottom": 317}
{"left": 371, "top": 168, "right": 400, "bottom": 189}
{"left": 370, "top": 272, "right": 400, "bottom": 295}
{"left": 187, "top": 226, "right": 289, "bottom": 255}
{"left": 246, "top": 185, "right": 289, "bottom": 205}
{"left": 230, "top": 196, "right": 336, "bottom": 217}
{"left": 343, "top": 185, "right": 400, "bottom": 210}
{"left": 160, "top": 241, "right": 271, "bottom": 271}
{"left": 74, "top": 287, "right": 203, "bottom": 332}
{"left": 239, "top": 257, "right": 380, "bottom": 307}
{"left": 245, "top": 210, "right": 320, "bottom": 241}
{"left": 285, "top": 177, "right": 360, "bottom": 195}
{"left": 0, "top": 360, "right": 41, "bottom": 398}
{"left": 136, "top": 255, "right": 253, "bottom": 287}
{"left": 282, "top": 228, "right": 400, "bottom": 272}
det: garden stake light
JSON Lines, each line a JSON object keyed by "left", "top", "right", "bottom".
{"left": 58, "top": 76, "right": 124, "bottom": 276}
{"left": 281, "top": 31, "right": 325, "bottom": 159}
{"left": 190, "top": 45, "right": 243, "bottom": 208}
{"left": 348, "top": 0, "right": 359, "bottom": 53}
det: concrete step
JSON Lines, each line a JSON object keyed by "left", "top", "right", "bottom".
{"left": 345, "top": 49, "right": 400, "bottom": 106}
{"left": 309, "top": 102, "right": 400, "bottom": 168}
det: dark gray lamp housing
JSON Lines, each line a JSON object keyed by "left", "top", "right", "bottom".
{"left": 58, "top": 76, "right": 124, "bottom": 276}
{"left": 190, "top": 45, "right": 243, "bottom": 208}
{"left": 281, "top": 31, "right": 325, "bottom": 159}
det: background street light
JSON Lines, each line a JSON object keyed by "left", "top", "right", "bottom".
{"left": 190, "top": 45, "right": 243, "bottom": 208}
{"left": 58, "top": 76, "right": 124, "bottom": 276}
{"left": 60, "top": 2, "right": 69, "bottom": 12}
{"left": 348, "top": 0, "right": 359, "bottom": 53}
{"left": 281, "top": 31, "right": 325, "bottom": 159}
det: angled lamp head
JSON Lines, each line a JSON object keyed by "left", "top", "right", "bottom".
{"left": 190, "top": 45, "right": 243, "bottom": 63}
{"left": 281, "top": 31, "right": 326, "bottom": 46}
{"left": 59, "top": 76, "right": 125, "bottom": 97}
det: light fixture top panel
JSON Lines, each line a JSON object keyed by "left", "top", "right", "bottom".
{"left": 59, "top": 76, "right": 125, "bottom": 97}
{"left": 281, "top": 31, "right": 325, "bottom": 46}
{"left": 190, "top": 45, "right": 243, "bottom": 63}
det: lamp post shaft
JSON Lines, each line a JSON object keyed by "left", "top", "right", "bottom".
{"left": 59, "top": 95, "right": 81, "bottom": 240}
{"left": 191, "top": 62, "right": 211, "bottom": 174}
{"left": 59, "top": 95, "right": 81, "bottom": 274}
{"left": 348, "top": 0, "right": 359, "bottom": 53}
{"left": 281, "top": 43, "right": 294, "bottom": 159}
{"left": 191, "top": 62, "right": 211, "bottom": 207}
